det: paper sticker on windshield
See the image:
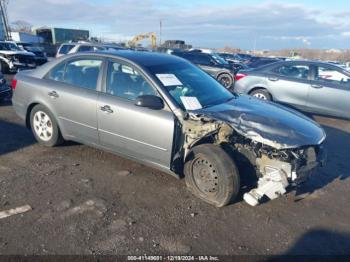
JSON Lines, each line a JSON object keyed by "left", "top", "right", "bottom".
{"left": 180, "top": 96, "right": 202, "bottom": 110}
{"left": 156, "top": 74, "right": 183, "bottom": 86}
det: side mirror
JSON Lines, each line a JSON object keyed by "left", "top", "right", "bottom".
{"left": 135, "top": 95, "right": 164, "bottom": 110}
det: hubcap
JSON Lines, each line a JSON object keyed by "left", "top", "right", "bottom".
{"left": 191, "top": 156, "right": 219, "bottom": 194}
{"left": 220, "top": 76, "right": 231, "bottom": 88}
{"left": 253, "top": 93, "right": 267, "bottom": 100}
{"left": 33, "top": 111, "right": 53, "bottom": 142}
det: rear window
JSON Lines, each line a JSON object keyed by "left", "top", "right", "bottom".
{"left": 59, "top": 44, "right": 74, "bottom": 55}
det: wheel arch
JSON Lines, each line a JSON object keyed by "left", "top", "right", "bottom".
{"left": 25, "top": 102, "right": 62, "bottom": 136}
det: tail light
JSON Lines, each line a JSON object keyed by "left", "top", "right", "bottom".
{"left": 11, "top": 79, "right": 17, "bottom": 90}
{"left": 235, "top": 73, "right": 247, "bottom": 81}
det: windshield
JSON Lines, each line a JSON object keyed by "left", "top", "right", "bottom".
{"left": 0, "top": 42, "right": 21, "bottom": 51}
{"left": 147, "top": 61, "right": 234, "bottom": 110}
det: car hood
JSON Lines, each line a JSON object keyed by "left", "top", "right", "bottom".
{"left": 194, "top": 95, "right": 326, "bottom": 149}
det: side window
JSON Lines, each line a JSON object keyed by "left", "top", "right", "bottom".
{"left": 63, "top": 59, "right": 102, "bottom": 90}
{"left": 77, "top": 45, "right": 93, "bottom": 52}
{"left": 316, "top": 66, "right": 350, "bottom": 87}
{"left": 106, "top": 61, "right": 157, "bottom": 100}
{"left": 59, "top": 44, "right": 74, "bottom": 55}
{"left": 274, "top": 64, "right": 309, "bottom": 79}
{"left": 193, "top": 54, "right": 211, "bottom": 65}
{"left": 46, "top": 62, "right": 66, "bottom": 81}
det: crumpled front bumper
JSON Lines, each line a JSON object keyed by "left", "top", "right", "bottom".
{"left": 243, "top": 144, "right": 327, "bottom": 206}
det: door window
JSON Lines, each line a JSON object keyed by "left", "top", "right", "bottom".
{"left": 106, "top": 61, "right": 157, "bottom": 100}
{"left": 46, "top": 59, "right": 102, "bottom": 90}
{"left": 192, "top": 54, "right": 211, "bottom": 65}
{"left": 274, "top": 64, "right": 309, "bottom": 79}
{"left": 316, "top": 66, "right": 350, "bottom": 87}
{"left": 46, "top": 62, "right": 66, "bottom": 81}
{"left": 58, "top": 44, "right": 74, "bottom": 55}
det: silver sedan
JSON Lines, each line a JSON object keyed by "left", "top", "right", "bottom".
{"left": 234, "top": 60, "right": 350, "bottom": 119}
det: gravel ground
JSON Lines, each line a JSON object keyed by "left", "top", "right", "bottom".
{"left": 0, "top": 98, "right": 350, "bottom": 256}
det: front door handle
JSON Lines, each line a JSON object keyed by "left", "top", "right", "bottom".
{"left": 100, "top": 105, "right": 114, "bottom": 114}
{"left": 48, "top": 91, "right": 59, "bottom": 98}
{"left": 268, "top": 77, "right": 279, "bottom": 82}
{"left": 311, "top": 84, "right": 323, "bottom": 88}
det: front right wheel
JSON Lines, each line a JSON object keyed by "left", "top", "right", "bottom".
{"left": 184, "top": 144, "right": 240, "bottom": 207}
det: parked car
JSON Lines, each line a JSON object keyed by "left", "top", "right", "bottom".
{"left": 0, "top": 41, "right": 36, "bottom": 73}
{"left": 12, "top": 51, "right": 326, "bottom": 207}
{"left": 234, "top": 60, "right": 350, "bottom": 119}
{"left": 219, "top": 53, "right": 245, "bottom": 63}
{"left": 17, "top": 42, "right": 48, "bottom": 65}
{"left": 245, "top": 57, "right": 280, "bottom": 68}
{"left": 0, "top": 73, "right": 10, "bottom": 101}
{"left": 172, "top": 51, "right": 236, "bottom": 89}
{"left": 56, "top": 42, "right": 106, "bottom": 58}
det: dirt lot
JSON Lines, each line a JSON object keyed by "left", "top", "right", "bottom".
{"left": 0, "top": 97, "right": 350, "bottom": 256}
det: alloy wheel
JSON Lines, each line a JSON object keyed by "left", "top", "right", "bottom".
{"left": 33, "top": 111, "right": 53, "bottom": 142}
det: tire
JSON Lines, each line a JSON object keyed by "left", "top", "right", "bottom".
{"left": 250, "top": 88, "right": 272, "bottom": 101}
{"left": 217, "top": 73, "right": 233, "bottom": 89}
{"left": 184, "top": 144, "right": 240, "bottom": 207}
{"left": 30, "top": 104, "right": 64, "bottom": 147}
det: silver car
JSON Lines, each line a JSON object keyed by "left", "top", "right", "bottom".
{"left": 234, "top": 60, "right": 350, "bottom": 119}
{"left": 12, "top": 51, "right": 326, "bottom": 207}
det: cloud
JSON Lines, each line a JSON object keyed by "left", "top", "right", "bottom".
{"left": 6, "top": 0, "right": 350, "bottom": 49}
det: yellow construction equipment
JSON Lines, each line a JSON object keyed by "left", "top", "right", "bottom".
{"left": 128, "top": 32, "right": 157, "bottom": 49}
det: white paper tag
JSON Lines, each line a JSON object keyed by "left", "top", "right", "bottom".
{"left": 156, "top": 74, "right": 183, "bottom": 86}
{"left": 180, "top": 96, "right": 202, "bottom": 110}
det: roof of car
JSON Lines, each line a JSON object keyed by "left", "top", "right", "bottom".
{"left": 96, "top": 50, "right": 186, "bottom": 67}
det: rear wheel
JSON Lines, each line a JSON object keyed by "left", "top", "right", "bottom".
{"left": 217, "top": 73, "right": 233, "bottom": 89}
{"left": 184, "top": 144, "right": 240, "bottom": 207}
{"left": 250, "top": 88, "right": 272, "bottom": 101}
{"left": 30, "top": 104, "right": 64, "bottom": 147}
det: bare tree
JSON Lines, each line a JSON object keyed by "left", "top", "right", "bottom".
{"left": 10, "top": 20, "right": 33, "bottom": 33}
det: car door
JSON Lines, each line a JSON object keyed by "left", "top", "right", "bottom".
{"left": 307, "top": 64, "right": 350, "bottom": 117}
{"left": 97, "top": 59, "right": 175, "bottom": 169}
{"left": 192, "top": 54, "right": 218, "bottom": 77}
{"left": 266, "top": 63, "right": 311, "bottom": 110}
{"left": 44, "top": 57, "right": 103, "bottom": 145}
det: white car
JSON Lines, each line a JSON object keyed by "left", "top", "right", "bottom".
{"left": 56, "top": 43, "right": 106, "bottom": 58}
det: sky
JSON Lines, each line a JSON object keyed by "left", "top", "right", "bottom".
{"left": 7, "top": 0, "right": 350, "bottom": 50}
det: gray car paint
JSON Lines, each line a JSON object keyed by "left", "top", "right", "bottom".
{"left": 234, "top": 60, "right": 350, "bottom": 119}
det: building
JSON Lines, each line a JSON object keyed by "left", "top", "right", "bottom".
{"left": 161, "top": 40, "right": 192, "bottom": 50}
{"left": 11, "top": 31, "right": 43, "bottom": 43}
{"left": 34, "top": 27, "right": 90, "bottom": 45}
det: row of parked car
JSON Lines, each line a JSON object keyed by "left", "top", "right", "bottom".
{"left": 170, "top": 49, "right": 349, "bottom": 120}
{"left": 1, "top": 40, "right": 349, "bottom": 120}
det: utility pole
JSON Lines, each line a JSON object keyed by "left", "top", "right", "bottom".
{"left": 159, "top": 19, "right": 162, "bottom": 46}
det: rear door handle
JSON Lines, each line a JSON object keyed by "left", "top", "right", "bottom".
{"left": 100, "top": 105, "right": 114, "bottom": 114}
{"left": 311, "top": 84, "right": 323, "bottom": 88}
{"left": 48, "top": 91, "right": 59, "bottom": 98}
{"left": 268, "top": 77, "right": 279, "bottom": 82}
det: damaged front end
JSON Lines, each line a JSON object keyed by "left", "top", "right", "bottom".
{"left": 180, "top": 95, "right": 326, "bottom": 206}
{"left": 242, "top": 142, "right": 326, "bottom": 206}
